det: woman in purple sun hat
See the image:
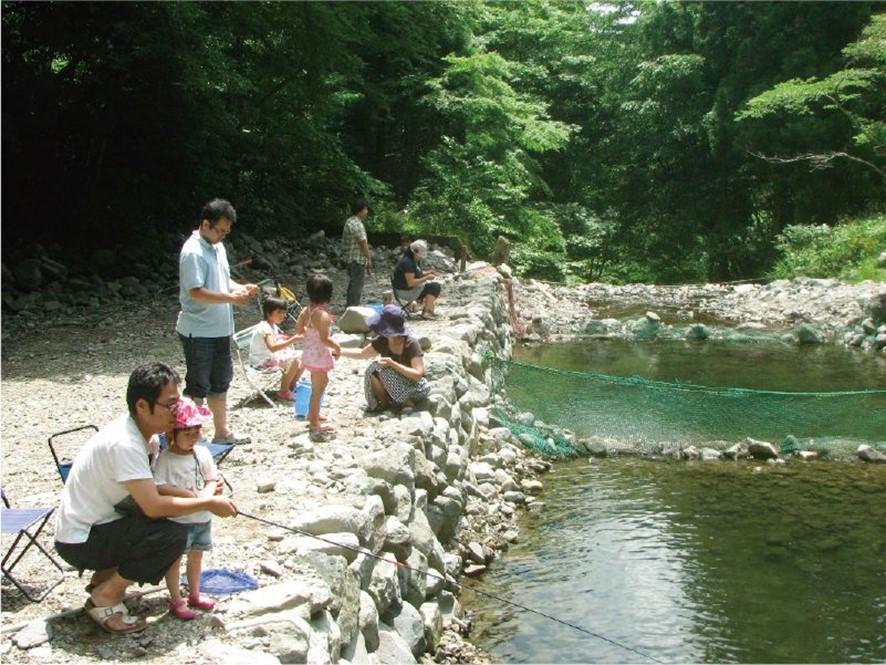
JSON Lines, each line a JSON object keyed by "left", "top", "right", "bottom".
{"left": 341, "top": 304, "right": 431, "bottom": 412}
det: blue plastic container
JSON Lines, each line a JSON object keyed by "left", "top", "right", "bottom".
{"left": 294, "top": 379, "right": 326, "bottom": 419}
{"left": 366, "top": 303, "right": 384, "bottom": 315}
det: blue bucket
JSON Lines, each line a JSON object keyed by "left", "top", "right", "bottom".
{"left": 294, "top": 379, "right": 325, "bottom": 419}
{"left": 366, "top": 303, "right": 384, "bottom": 315}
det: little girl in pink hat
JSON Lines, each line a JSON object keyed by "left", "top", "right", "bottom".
{"left": 153, "top": 397, "right": 223, "bottom": 620}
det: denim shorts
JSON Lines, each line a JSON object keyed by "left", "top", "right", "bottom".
{"left": 179, "top": 334, "right": 233, "bottom": 397}
{"left": 185, "top": 521, "right": 212, "bottom": 552}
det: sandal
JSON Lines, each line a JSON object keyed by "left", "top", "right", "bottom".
{"left": 188, "top": 595, "right": 215, "bottom": 611}
{"left": 84, "top": 599, "right": 147, "bottom": 634}
{"left": 168, "top": 598, "right": 196, "bottom": 621}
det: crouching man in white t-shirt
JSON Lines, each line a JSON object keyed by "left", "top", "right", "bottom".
{"left": 54, "top": 362, "right": 238, "bottom": 635}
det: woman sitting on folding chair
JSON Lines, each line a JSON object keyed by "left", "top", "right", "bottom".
{"left": 340, "top": 305, "right": 431, "bottom": 413}
{"left": 392, "top": 239, "right": 442, "bottom": 320}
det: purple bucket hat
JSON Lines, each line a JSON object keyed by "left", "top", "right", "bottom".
{"left": 171, "top": 397, "right": 212, "bottom": 430}
{"left": 367, "top": 305, "right": 408, "bottom": 337}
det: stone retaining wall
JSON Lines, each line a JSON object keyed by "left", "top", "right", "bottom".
{"left": 212, "top": 270, "right": 547, "bottom": 664}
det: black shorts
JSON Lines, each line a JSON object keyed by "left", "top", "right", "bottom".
{"left": 419, "top": 281, "right": 442, "bottom": 300}
{"left": 55, "top": 514, "right": 187, "bottom": 585}
{"left": 179, "top": 334, "right": 234, "bottom": 397}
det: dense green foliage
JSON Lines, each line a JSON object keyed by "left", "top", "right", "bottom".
{"left": 768, "top": 213, "right": 886, "bottom": 283}
{"left": 3, "top": 1, "right": 883, "bottom": 282}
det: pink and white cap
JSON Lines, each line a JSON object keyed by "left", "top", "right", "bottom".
{"left": 171, "top": 397, "right": 212, "bottom": 430}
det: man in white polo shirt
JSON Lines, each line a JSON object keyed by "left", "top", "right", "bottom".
{"left": 54, "top": 363, "right": 238, "bottom": 634}
{"left": 176, "top": 198, "right": 257, "bottom": 445}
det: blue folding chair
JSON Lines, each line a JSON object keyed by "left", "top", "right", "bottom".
{"left": 1, "top": 490, "right": 65, "bottom": 602}
{"left": 48, "top": 424, "right": 98, "bottom": 483}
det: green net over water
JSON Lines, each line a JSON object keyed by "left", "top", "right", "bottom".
{"left": 487, "top": 353, "right": 886, "bottom": 457}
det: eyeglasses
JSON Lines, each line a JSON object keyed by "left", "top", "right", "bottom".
{"left": 154, "top": 398, "right": 181, "bottom": 411}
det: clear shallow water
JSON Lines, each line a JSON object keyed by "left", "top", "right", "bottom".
{"left": 506, "top": 340, "right": 886, "bottom": 448}
{"left": 465, "top": 340, "right": 886, "bottom": 662}
{"left": 466, "top": 458, "right": 886, "bottom": 663}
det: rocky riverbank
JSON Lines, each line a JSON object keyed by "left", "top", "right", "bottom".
{"left": 513, "top": 278, "right": 886, "bottom": 352}
{"left": 3, "top": 233, "right": 884, "bottom": 661}
{"left": 1, "top": 244, "right": 557, "bottom": 664}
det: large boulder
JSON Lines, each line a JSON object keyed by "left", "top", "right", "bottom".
{"left": 302, "top": 552, "right": 361, "bottom": 648}
{"left": 366, "top": 554, "right": 401, "bottom": 617}
{"left": 292, "top": 505, "right": 368, "bottom": 540}
{"left": 857, "top": 444, "right": 886, "bottom": 463}
{"left": 358, "top": 590, "right": 380, "bottom": 652}
{"left": 308, "top": 609, "right": 342, "bottom": 663}
{"left": 338, "top": 306, "right": 377, "bottom": 333}
{"left": 227, "top": 580, "right": 332, "bottom": 619}
{"left": 399, "top": 548, "right": 428, "bottom": 609}
{"left": 383, "top": 516, "right": 413, "bottom": 561}
{"left": 390, "top": 602, "right": 427, "bottom": 657}
{"left": 281, "top": 532, "right": 361, "bottom": 562}
{"left": 747, "top": 438, "right": 779, "bottom": 460}
{"left": 358, "top": 442, "right": 417, "bottom": 492}
{"left": 375, "top": 624, "right": 418, "bottom": 664}
{"left": 795, "top": 323, "right": 823, "bottom": 345}
{"left": 861, "top": 292, "right": 886, "bottom": 324}
{"left": 419, "top": 602, "right": 444, "bottom": 651}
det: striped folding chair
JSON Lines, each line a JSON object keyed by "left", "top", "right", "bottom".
{"left": 1, "top": 489, "right": 65, "bottom": 602}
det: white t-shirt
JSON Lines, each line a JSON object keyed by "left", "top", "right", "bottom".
{"left": 55, "top": 414, "right": 155, "bottom": 544}
{"left": 153, "top": 446, "right": 217, "bottom": 524}
{"left": 248, "top": 320, "right": 280, "bottom": 367}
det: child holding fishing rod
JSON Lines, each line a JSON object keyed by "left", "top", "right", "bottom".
{"left": 153, "top": 398, "right": 224, "bottom": 620}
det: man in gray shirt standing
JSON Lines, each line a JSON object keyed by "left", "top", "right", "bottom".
{"left": 176, "top": 198, "right": 257, "bottom": 445}
{"left": 342, "top": 198, "right": 373, "bottom": 307}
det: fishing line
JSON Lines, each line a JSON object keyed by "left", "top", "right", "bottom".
{"left": 238, "top": 511, "right": 664, "bottom": 664}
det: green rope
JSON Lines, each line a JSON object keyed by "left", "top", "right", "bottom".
{"left": 488, "top": 354, "right": 886, "bottom": 398}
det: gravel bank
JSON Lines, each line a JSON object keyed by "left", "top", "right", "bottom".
{"left": 1, "top": 254, "right": 552, "bottom": 664}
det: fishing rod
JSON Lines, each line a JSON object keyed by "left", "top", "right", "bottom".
{"left": 237, "top": 511, "right": 664, "bottom": 664}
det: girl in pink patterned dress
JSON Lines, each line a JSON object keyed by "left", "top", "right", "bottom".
{"left": 295, "top": 274, "right": 341, "bottom": 436}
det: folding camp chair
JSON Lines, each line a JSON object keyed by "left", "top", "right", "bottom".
{"left": 232, "top": 324, "right": 282, "bottom": 408}
{"left": 1, "top": 489, "right": 65, "bottom": 602}
{"left": 391, "top": 277, "right": 418, "bottom": 319}
{"left": 48, "top": 424, "right": 99, "bottom": 483}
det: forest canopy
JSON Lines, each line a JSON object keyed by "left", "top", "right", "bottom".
{"left": 2, "top": 1, "right": 883, "bottom": 282}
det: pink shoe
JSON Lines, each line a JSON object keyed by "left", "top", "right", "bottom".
{"left": 188, "top": 594, "right": 215, "bottom": 611}
{"left": 169, "top": 598, "right": 196, "bottom": 621}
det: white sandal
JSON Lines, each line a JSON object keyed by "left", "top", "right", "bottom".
{"left": 84, "top": 599, "right": 147, "bottom": 634}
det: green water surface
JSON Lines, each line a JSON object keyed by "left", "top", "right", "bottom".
{"left": 505, "top": 339, "right": 886, "bottom": 448}
{"left": 466, "top": 458, "right": 886, "bottom": 663}
{"left": 465, "top": 341, "right": 886, "bottom": 662}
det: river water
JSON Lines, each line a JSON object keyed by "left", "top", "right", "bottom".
{"left": 465, "top": 340, "right": 886, "bottom": 663}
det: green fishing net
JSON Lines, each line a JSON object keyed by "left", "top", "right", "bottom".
{"left": 486, "top": 352, "right": 886, "bottom": 458}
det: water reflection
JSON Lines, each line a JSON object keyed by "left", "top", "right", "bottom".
{"left": 466, "top": 460, "right": 886, "bottom": 663}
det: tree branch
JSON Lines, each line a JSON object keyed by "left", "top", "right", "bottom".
{"left": 749, "top": 150, "right": 886, "bottom": 181}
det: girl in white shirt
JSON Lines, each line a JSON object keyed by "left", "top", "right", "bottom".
{"left": 154, "top": 398, "right": 222, "bottom": 620}
{"left": 249, "top": 297, "right": 304, "bottom": 401}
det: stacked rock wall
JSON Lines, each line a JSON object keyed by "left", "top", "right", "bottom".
{"left": 216, "top": 271, "right": 544, "bottom": 664}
